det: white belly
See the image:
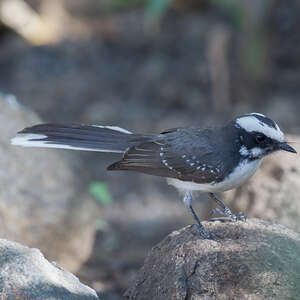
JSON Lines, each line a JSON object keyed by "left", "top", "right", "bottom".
{"left": 167, "top": 159, "right": 262, "bottom": 192}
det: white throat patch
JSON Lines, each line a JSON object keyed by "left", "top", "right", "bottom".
{"left": 235, "top": 113, "right": 284, "bottom": 142}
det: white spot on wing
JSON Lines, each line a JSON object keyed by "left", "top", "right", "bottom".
{"left": 161, "top": 156, "right": 174, "bottom": 171}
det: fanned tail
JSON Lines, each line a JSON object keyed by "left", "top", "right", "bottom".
{"left": 11, "top": 124, "right": 151, "bottom": 153}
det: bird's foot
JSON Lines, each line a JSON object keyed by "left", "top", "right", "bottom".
{"left": 193, "top": 224, "right": 218, "bottom": 239}
{"left": 211, "top": 207, "right": 246, "bottom": 222}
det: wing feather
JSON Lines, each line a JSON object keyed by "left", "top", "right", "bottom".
{"left": 107, "top": 127, "right": 226, "bottom": 183}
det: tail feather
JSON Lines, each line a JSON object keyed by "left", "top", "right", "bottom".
{"left": 11, "top": 124, "right": 150, "bottom": 153}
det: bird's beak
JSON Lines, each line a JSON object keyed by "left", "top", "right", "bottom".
{"left": 279, "top": 142, "right": 297, "bottom": 153}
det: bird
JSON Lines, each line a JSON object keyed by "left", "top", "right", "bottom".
{"left": 11, "top": 113, "right": 296, "bottom": 239}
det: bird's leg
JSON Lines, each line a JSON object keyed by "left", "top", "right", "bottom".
{"left": 183, "top": 191, "right": 216, "bottom": 239}
{"left": 209, "top": 193, "right": 246, "bottom": 221}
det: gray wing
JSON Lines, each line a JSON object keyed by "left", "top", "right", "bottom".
{"left": 107, "top": 127, "right": 226, "bottom": 184}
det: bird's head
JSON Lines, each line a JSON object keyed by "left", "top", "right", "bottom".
{"left": 234, "top": 113, "right": 296, "bottom": 159}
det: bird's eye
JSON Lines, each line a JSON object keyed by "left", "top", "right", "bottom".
{"left": 255, "top": 134, "right": 266, "bottom": 143}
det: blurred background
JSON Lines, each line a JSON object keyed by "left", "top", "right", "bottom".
{"left": 0, "top": 0, "right": 300, "bottom": 299}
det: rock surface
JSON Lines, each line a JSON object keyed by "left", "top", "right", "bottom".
{"left": 0, "top": 238, "right": 99, "bottom": 299}
{"left": 0, "top": 93, "right": 98, "bottom": 272}
{"left": 125, "top": 218, "right": 300, "bottom": 300}
{"left": 223, "top": 137, "right": 300, "bottom": 233}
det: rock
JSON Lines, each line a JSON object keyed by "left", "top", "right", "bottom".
{"left": 0, "top": 93, "right": 98, "bottom": 272}
{"left": 0, "top": 0, "right": 57, "bottom": 45}
{"left": 222, "top": 136, "right": 300, "bottom": 233}
{"left": 125, "top": 219, "right": 300, "bottom": 300}
{"left": 0, "top": 238, "right": 99, "bottom": 299}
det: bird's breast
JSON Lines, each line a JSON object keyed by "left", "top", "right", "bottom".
{"left": 167, "top": 158, "right": 262, "bottom": 193}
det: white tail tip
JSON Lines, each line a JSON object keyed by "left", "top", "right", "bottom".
{"left": 11, "top": 133, "right": 124, "bottom": 153}
{"left": 11, "top": 134, "right": 48, "bottom": 147}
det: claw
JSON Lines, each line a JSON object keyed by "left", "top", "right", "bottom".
{"left": 193, "top": 224, "right": 219, "bottom": 239}
{"left": 209, "top": 193, "right": 247, "bottom": 222}
{"left": 235, "top": 212, "right": 247, "bottom": 221}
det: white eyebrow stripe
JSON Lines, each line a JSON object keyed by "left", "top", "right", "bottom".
{"left": 236, "top": 116, "right": 285, "bottom": 142}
